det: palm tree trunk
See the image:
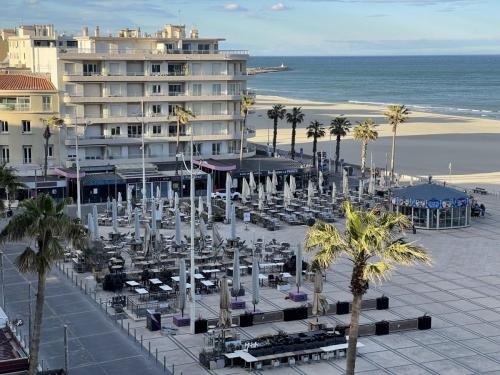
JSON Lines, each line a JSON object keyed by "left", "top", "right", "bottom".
{"left": 361, "top": 142, "right": 367, "bottom": 178}
{"left": 28, "top": 269, "right": 47, "bottom": 375}
{"left": 239, "top": 116, "right": 246, "bottom": 162}
{"left": 175, "top": 118, "right": 180, "bottom": 176}
{"left": 272, "top": 118, "right": 278, "bottom": 157}
{"left": 312, "top": 138, "right": 317, "bottom": 169}
{"left": 346, "top": 293, "right": 362, "bottom": 375}
{"left": 390, "top": 127, "right": 397, "bottom": 185}
{"left": 335, "top": 135, "right": 341, "bottom": 174}
{"left": 291, "top": 122, "right": 297, "bottom": 160}
{"left": 43, "top": 131, "right": 49, "bottom": 179}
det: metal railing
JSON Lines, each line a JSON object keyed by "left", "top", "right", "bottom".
{"left": 59, "top": 47, "right": 248, "bottom": 56}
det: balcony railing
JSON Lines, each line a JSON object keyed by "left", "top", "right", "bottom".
{"left": 0, "top": 103, "right": 31, "bottom": 111}
{"left": 59, "top": 47, "right": 248, "bottom": 56}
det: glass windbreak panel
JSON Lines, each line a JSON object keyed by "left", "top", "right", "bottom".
{"left": 429, "top": 209, "right": 438, "bottom": 229}
{"left": 440, "top": 208, "right": 452, "bottom": 228}
{"left": 459, "top": 207, "right": 467, "bottom": 226}
{"left": 414, "top": 208, "right": 427, "bottom": 227}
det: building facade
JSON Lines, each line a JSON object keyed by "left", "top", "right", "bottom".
{"left": 0, "top": 73, "right": 61, "bottom": 174}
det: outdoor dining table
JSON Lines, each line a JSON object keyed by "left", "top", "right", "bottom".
{"left": 135, "top": 288, "right": 148, "bottom": 295}
{"left": 159, "top": 285, "right": 173, "bottom": 292}
{"left": 149, "top": 278, "right": 162, "bottom": 285}
{"left": 126, "top": 280, "right": 140, "bottom": 288}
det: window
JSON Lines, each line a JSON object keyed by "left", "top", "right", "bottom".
{"left": 1, "top": 147, "right": 9, "bottom": 163}
{"left": 22, "top": 120, "right": 31, "bottom": 133}
{"left": 168, "top": 104, "right": 177, "bottom": 116}
{"left": 228, "top": 83, "right": 241, "bottom": 95}
{"left": 212, "top": 84, "right": 222, "bottom": 96}
{"left": 193, "top": 143, "right": 202, "bottom": 155}
{"left": 0, "top": 121, "right": 8, "bottom": 133}
{"left": 42, "top": 96, "right": 52, "bottom": 111}
{"left": 64, "top": 63, "right": 75, "bottom": 75}
{"left": 151, "top": 64, "right": 161, "bottom": 74}
{"left": 110, "top": 126, "right": 121, "bottom": 136}
{"left": 198, "top": 44, "right": 210, "bottom": 52}
{"left": 212, "top": 142, "right": 221, "bottom": 155}
{"left": 168, "top": 124, "right": 176, "bottom": 137}
{"left": 152, "top": 125, "right": 161, "bottom": 135}
{"left": 83, "top": 63, "right": 99, "bottom": 76}
{"left": 17, "top": 97, "right": 30, "bottom": 111}
{"left": 182, "top": 43, "right": 191, "bottom": 52}
{"left": 23, "top": 146, "right": 32, "bottom": 163}
{"left": 66, "top": 40, "right": 77, "bottom": 48}
{"left": 47, "top": 145, "right": 54, "bottom": 158}
{"left": 127, "top": 125, "right": 142, "bottom": 138}
{"left": 152, "top": 104, "right": 162, "bottom": 115}
{"left": 168, "top": 64, "right": 184, "bottom": 76}
{"left": 192, "top": 84, "right": 202, "bottom": 96}
{"left": 212, "top": 103, "right": 222, "bottom": 115}
{"left": 152, "top": 84, "right": 161, "bottom": 94}
{"left": 168, "top": 84, "right": 182, "bottom": 96}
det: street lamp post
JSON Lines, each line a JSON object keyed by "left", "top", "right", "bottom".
{"left": 141, "top": 101, "right": 147, "bottom": 214}
{"left": 189, "top": 130, "right": 195, "bottom": 334}
{"left": 75, "top": 115, "right": 82, "bottom": 220}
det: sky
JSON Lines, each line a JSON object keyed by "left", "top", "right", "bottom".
{"left": 1, "top": 0, "right": 499, "bottom": 56}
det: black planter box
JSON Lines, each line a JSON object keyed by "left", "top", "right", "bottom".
{"left": 146, "top": 309, "right": 161, "bottom": 331}
{"left": 195, "top": 319, "right": 208, "bottom": 334}
{"left": 283, "top": 306, "right": 308, "bottom": 321}
{"left": 336, "top": 301, "right": 350, "bottom": 315}
{"left": 375, "top": 320, "right": 389, "bottom": 335}
{"left": 418, "top": 315, "right": 432, "bottom": 330}
{"left": 239, "top": 314, "right": 254, "bottom": 327}
{"left": 376, "top": 296, "right": 389, "bottom": 310}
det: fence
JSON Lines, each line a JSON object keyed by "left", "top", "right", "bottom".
{"left": 55, "top": 262, "right": 173, "bottom": 374}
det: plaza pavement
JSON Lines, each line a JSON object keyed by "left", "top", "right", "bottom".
{"left": 40, "top": 191, "right": 500, "bottom": 374}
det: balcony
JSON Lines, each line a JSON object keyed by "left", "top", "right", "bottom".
{"left": 0, "top": 103, "right": 31, "bottom": 112}
{"left": 58, "top": 48, "right": 248, "bottom": 61}
{"left": 62, "top": 73, "right": 247, "bottom": 83}
{"left": 63, "top": 93, "right": 240, "bottom": 104}
{"left": 64, "top": 132, "right": 242, "bottom": 146}
{"left": 65, "top": 113, "right": 243, "bottom": 124}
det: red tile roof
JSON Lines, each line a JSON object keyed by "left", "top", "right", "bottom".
{"left": 0, "top": 74, "right": 56, "bottom": 91}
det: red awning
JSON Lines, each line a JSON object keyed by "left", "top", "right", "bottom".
{"left": 192, "top": 159, "right": 236, "bottom": 172}
{"left": 54, "top": 167, "right": 85, "bottom": 179}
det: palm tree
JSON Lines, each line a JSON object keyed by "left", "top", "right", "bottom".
{"left": 174, "top": 105, "right": 196, "bottom": 176}
{"left": 240, "top": 95, "right": 255, "bottom": 162}
{"left": 0, "top": 194, "right": 87, "bottom": 375}
{"left": 385, "top": 105, "right": 410, "bottom": 185}
{"left": 329, "top": 116, "right": 351, "bottom": 174}
{"left": 286, "top": 107, "right": 305, "bottom": 160}
{"left": 41, "top": 116, "right": 64, "bottom": 178}
{"left": 353, "top": 119, "right": 378, "bottom": 178}
{"left": 305, "top": 201, "right": 431, "bottom": 375}
{"left": 267, "top": 104, "right": 286, "bottom": 157}
{"left": 306, "top": 121, "right": 326, "bottom": 169}
{"left": 0, "top": 164, "right": 25, "bottom": 212}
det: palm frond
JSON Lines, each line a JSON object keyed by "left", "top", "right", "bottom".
{"left": 15, "top": 247, "right": 38, "bottom": 274}
{"left": 363, "top": 261, "right": 394, "bottom": 283}
{"left": 383, "top": 240, "right": 432, "bottom": 266}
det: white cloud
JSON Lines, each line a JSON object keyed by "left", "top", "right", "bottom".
{"left": 270, "top": 2, "right": 290, "bottom": 10}
{"left": 223, "top": 3, "right": 247, "bottom": 11}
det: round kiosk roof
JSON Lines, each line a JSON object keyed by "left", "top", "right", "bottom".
{"left": 392, "top": 183, "right": 469, "bottom": 209}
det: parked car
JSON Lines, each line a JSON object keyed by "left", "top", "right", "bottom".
{"left": 211, "top": 188, "right": 241, "bottom": 200}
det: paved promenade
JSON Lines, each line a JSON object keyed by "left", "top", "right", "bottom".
{"left": 1, "top": 240, "right": 167, "bottom": 375}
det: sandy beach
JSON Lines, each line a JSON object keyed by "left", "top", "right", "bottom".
{"left": 249, "top": 95, "right": 500, "bottom": 191}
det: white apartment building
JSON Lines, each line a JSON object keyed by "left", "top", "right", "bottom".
{"left": 6, "top": 24, "right": 253, "bottom": 172}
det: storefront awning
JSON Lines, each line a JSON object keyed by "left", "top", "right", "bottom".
{"left": 54, "top": 167, "right": 85, "bottom": 179}
{"left": 192, "top": 159, "right": 236, "bottom": 172}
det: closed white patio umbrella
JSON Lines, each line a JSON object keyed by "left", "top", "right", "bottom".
{"left": 179, "top": 259, "right": 187, "bottom": 317}
{"left": 134, "top": 208, "right": 141, "bottom": 243}
{"left": 175, "top": 208, "right": 182, "bottom": 246}
{"left": 92, "top": 204, "right": 99, "bottom": 240}
{"left": 307, "top": 180, "right": 314, "bottom": 208}
{"left": 249, "top": 172, "right": 256, "bottom": 194}
{"left": 230, "top": 202, "right": 236, "bottom": 240}
{"left": 342, "top": 169, "right": 349, "bottom": 198}
{"left": 331, "top": 182, "right": 337, "bottom": 204}
{"left": 112, "top": 198, "right": 118, "bottom": 233}
{"left": 207, "top": 173, "right": 213, "bottom": 221}
{"left": 198, "top": 195, "right": 204, "bottom": 217}
{"left": 318, "top": 171, "right": 324, "bottom": 195}
{"left": 225, "top": 172, "right": 232, "bottom": 222}
{"left": 258, "top": 184, "right": 264, "bottom": 211}
{"left": 252, "top": 257, "right": 260, "bottom": 312}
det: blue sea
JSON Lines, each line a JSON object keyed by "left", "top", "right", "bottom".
{"left": 248, "top": 55, "right": 500, "bottom": 120}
